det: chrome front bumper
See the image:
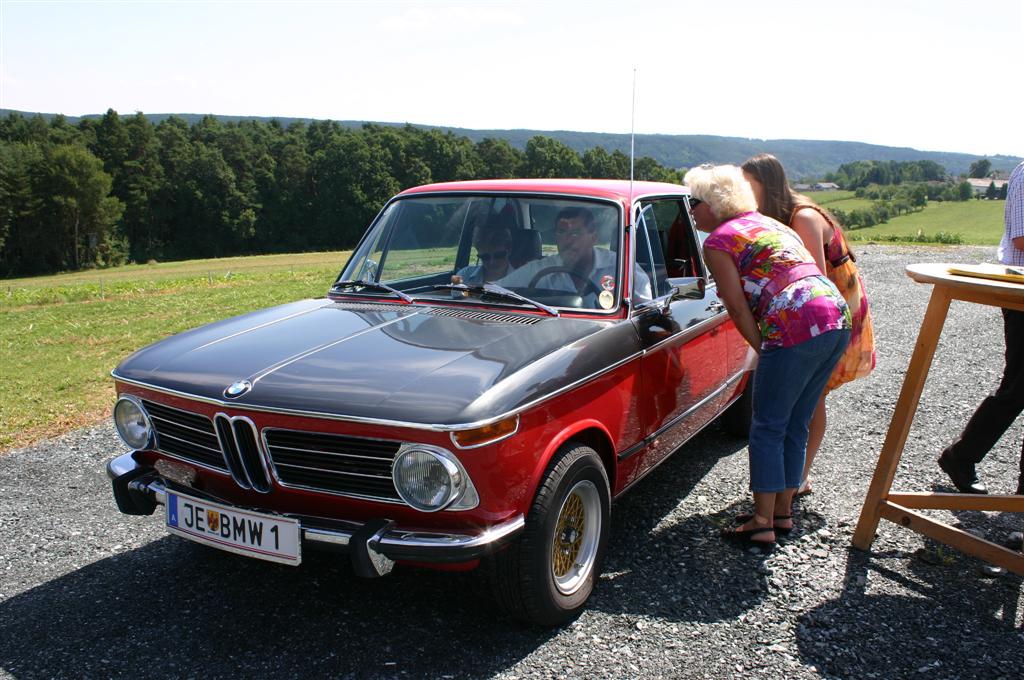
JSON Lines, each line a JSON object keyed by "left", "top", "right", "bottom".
{"left": 107, "top": 452, "right": 524, "bottom": 573}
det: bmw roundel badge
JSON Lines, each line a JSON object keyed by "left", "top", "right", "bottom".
{"left": 224, "top": 380, "right": 252, "bottom": 399}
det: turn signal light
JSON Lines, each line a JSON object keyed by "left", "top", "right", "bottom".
{"left": 450, "top": 416, "right": 519, "bottom": 449}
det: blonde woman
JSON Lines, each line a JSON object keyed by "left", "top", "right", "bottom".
{"left": 684, "top": 164, "right": 851, "bottom": 550}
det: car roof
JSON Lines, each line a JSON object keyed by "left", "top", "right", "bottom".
{"left": 397, "top": 178, "right": 689, "bottom": 203}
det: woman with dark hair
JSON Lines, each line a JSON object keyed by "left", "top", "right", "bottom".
{"left": 741, "top": 154, "right": 876, "bottom": 497}
{"left": 684, "top": 164, "right": 851, "bottom": 551}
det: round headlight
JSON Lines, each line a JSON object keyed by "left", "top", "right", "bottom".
{"left": 113, "top": 397, "right": 153, "bottom": 450}
{"left": 393, "top": 445, "right": 465, "bottom": 512}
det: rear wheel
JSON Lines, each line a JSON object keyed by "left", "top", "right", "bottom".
{"left": 487, "top": 443, "right": 610, "bottom": 626}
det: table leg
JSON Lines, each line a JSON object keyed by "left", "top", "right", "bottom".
{"left": 852, "top": 287, "right": 951, "bottom": 549}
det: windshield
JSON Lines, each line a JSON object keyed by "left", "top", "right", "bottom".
{"left": 338, "top": 194, "right": 629, "bottom": 311}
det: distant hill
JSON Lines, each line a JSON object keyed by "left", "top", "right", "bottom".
{"left": 5, "top": 109, "right": 1020, "bottom": 179}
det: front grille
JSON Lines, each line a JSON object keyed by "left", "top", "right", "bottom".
{"left": 263, "top": 429, "right": 401, "bottom": 501}
{"left": 143, "top": 400, "right": 227, "bottom": 471}
{"left": 215, "top": 415, "right": 271, "bottom": 493}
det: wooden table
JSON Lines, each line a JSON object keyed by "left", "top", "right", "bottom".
{"left": 853, "top": 262, "right": 1024, "bottom": 574}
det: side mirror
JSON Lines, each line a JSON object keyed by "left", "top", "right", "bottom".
{"left": 670, "top": 276, "right": 706, "bottom": 300}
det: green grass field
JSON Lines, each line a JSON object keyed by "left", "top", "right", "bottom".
{"left": 847, "top": 200, "right": 1005, "bottom": 244}
{"left": 1, "top": 251, "right": 351, "bottom": 451}
{"left": 806, "top": 192, "right": 1005, "bottom": 244}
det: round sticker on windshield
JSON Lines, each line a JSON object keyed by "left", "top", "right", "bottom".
{"left": 600, "top": 275, "right": 615, "bottom": 291}
{"left": 598, "top": 290, "right": 615, "bottom": 309}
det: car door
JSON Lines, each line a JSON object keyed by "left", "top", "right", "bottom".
{"left": 626, "top": 198, "right": 731, "bottom": 484}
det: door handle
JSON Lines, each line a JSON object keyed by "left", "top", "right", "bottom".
{"left": 706, "top": 301, "right": 725, "bottom": 313}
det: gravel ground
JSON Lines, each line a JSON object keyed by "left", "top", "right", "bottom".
{"left": 1, "top": 244, "right": 1023, "bottom": 679}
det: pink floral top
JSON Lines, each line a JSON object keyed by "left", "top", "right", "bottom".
{"left": 703, "top": 212, "right": 851, "bottom": 349}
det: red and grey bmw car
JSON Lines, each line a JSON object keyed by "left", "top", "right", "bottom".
{"left": 108, "top": 179, "right": 754, "bottom": 625}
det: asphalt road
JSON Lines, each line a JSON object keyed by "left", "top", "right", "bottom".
{"left": 1, "top": 244, "right": 1022, "bottom": 679}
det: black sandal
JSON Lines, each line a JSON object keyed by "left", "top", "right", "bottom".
{"left": 720, "top": 525, "right": 776, "bottom": 552}
{"left": 733, "top": 513, "right": 794, "bottom": 535}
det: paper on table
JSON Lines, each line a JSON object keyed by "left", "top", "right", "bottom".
{"left": 947, "top": 263, "right": 1024, "bottom": 284}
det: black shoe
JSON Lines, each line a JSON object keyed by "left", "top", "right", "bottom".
{"left": 937, "top": 451, "right": 988, "bottom": 494}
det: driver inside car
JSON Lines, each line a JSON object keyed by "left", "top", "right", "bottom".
{"left": 495, "top": 206, "right": 651, "bottom": 308}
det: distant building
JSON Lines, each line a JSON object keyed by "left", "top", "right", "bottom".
{"left": 793, "top": 183, "right": 812, "bottom": 191}
{"left": 813, "top": 182, "right": 840, "bottom": 191}
{"left": 967, "top": 178, "right": 1007, "bottom": 195}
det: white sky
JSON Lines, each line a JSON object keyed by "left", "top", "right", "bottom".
{"left": 1, "top": 0, "right": 1022, "bottom": 157}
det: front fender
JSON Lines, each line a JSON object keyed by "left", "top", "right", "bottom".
{"left": 527, "top": 418, "right": 615, "bottom": 501}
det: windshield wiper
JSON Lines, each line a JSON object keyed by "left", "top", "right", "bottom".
{"left": 331, "top": 279, "right": 412, "bottom": 303}
{"left": 428, "top": 283, "right": 559, "bottom": 317}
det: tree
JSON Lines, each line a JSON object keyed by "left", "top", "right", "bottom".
{"left": 968, "top": 159, "right": 992, "bottom": 178}
{"left": 117, "top": 113, "right": 165, "bottom": 261}
{"left": 957, "top": 181, "right": 974, "bottom": 201}
{"left": 911, "top": 184, "right": 928, "bottom": 207}
{"left": 986, "top": 181, "right": 997, "bottom": 199}
{"left": 582, "top": 147, "right": 629, "bottom": 179}
{"left": 0, "top": 143, "right": 41, "bottom": 274}
{"left": 3, "top": 144, "right": 123, "bottom": 275}
{"left": 522, "top": 136, "right": 584, "bottom": 178}
{"left": 634, "top": 156, "right": 681, "bottom": 183}
{"left": 309, "top": 130, "right": 400, "bottom": 249}
{"left": 475, "top": 137, "right": 522, "bottom": 179}
{"left": 998, "top": 182, "right": 1009, "bottom": 200}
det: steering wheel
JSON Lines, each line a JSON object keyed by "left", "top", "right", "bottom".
{"left": 527, "top": 266, "right": 603, "bottom": 297}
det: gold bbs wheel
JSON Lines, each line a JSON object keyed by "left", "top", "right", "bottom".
{"left": 550, "top": 479, "right": 601, "bottom": 596}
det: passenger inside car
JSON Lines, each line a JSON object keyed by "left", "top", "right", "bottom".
{"left": 456, "top": 225, "right": 515, "bottom": 283}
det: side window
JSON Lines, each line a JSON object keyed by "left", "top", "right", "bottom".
{"left": 635, "top": 203, "right": 668, "bottom": 298}
{"left": 636, "top": 198, "right": 709, "bottom": 297}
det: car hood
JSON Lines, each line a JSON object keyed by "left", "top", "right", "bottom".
{"left": 114, "top": 298, "right": 636, "bottom": 425}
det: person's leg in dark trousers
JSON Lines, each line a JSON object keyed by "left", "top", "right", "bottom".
{"left": 941, "top": 309, "right": 1024, "bottom": 491}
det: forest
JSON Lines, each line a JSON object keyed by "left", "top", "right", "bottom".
{"left": 0, "top": 110, "right": 682, "bottom": 277}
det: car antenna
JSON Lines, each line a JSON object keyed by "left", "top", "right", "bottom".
{"left": 629, "top": 68, "right": 636, "bottom": 210}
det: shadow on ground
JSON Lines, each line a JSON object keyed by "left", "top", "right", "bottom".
{"left": 794, "top": 547, "right": 1023, "bottom": 678}
{"left": 0, "top": 425, "right": 747, "bottom": 679}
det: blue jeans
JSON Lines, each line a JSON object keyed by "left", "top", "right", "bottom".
{"left": 748, "top": 329, "right": 851, "bottom": 493}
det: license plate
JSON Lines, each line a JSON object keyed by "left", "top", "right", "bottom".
{"left": 165, "top": 491, "right": 301, "bottom": 565}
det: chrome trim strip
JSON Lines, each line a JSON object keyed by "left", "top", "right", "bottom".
{"left": 269, "top": 481, "right": 403, "bottom": 505}
{"left": 156, "top": 430, "right": 222, "bottom": 454}
{"left": 274, "top": 461, "right": 392, "bottom": 480}
{"left": 618, "top": 369, "right": 746, "bottom": 461}
{"left": 619, "top": 393, "right": 733, "bottom": 496}
{"left": 149, "top": 413, "right": 217, "bottom": 438}
{"left": 377, "top": 515, "right": 525, "bottom": 552}
{"left": 113, "top": 348, "right": 644, "bottom": 432}
{"left": 266, "top": 443, "right": 396, "bottom": 463}
{"left": 263, "top": 426, "right": 404, "bottom": 447}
